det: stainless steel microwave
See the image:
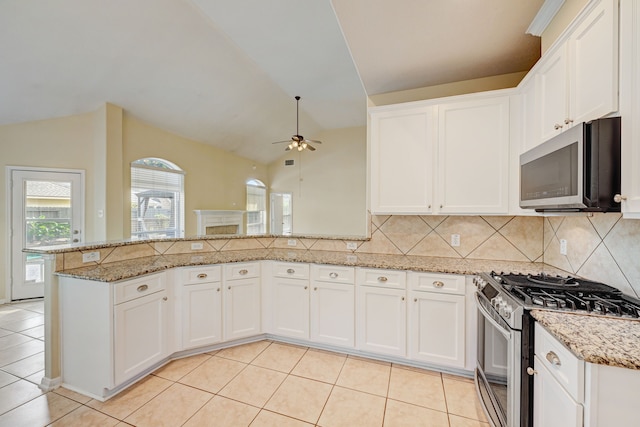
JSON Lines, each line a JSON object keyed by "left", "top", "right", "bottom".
{"left": 519, "top": 117, "right": 621, "bottom": 212}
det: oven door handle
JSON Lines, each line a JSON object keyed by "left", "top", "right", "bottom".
{"left": 475, "top": 292, "right": 512, "bottom": 341}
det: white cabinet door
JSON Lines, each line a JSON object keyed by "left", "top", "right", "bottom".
{"left": 272, "top": 277, "right": 309, "bottom": 340}
{"left": 369, "top": 106, "right": 435, "bottom": 214}
{"left": 437, "top": 96, "right": 510, "bottom": 214}
{"left": 224, "top": 277, "right": 261, "bottom": 340}
{"left": 619, "top": 0, "right": 640, "bottom": 216}
{"left": 533, "top": 355, "right": 583, "bottom": 427}
{"left": 537, "top": 45, "right": 570, "bottom": 143}
{"left": 356, "top": 286, "right": 406, "bottom": 357}
{"left": 310, "top": 281, "right": 354, "bottom": 348}
{"left": 409, "top": 291, "right": 465, "bottom": 368}
{"left": 182, "top": 282, "right": 222, "bottom": 349}
{"left": 114, "top": 290, "right": 169, "bottom": 385}
{"left": 569, "top": 0, "right": 618, "bottom": 125}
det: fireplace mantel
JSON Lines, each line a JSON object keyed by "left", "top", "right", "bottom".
{"left": 194, "top": 210, "right": 245, "bottom": 235}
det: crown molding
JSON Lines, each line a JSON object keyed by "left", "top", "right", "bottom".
{"left": 526, "top": 0, "right": 566, "bottom": 36}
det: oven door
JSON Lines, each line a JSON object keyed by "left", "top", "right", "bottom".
{"left": 475, "top": 292, "right": 521, "bottom": 427}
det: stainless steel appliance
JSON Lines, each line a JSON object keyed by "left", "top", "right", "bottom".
{"left": 474, "top": 271, "right": 640, "bottom": 427}
{"left": 520, "top": 117, "right": 621, "bottom": 212}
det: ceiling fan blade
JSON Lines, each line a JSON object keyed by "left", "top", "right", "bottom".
{"left": 272, "top": 140, "right": 291, "bottom": 144}
{"left": 304, "top": 139, "right": 322, "bottom": 144}
{"left": 306, "top": 143, "right": 316, "bottom": 151}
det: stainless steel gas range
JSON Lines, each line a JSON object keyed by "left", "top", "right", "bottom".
{"left": 473, "top": 271, "right": 640, "bottom": 427}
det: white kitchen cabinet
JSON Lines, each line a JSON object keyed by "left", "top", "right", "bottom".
{"left": 533, "top": 323, "right": 640, "bottom": 427}
{"left": 368, "top": 92, "right": 510, "bottom": 215}
{"left": 223, "top": 262, "right": 261, "bottom": 340}
{"left": 271, "top": 262, "right": 310, "bottom": 340}
{"left": 437, "top": 95, "right": 510, "bottom": 214}
{"left": 59, "top": 272, "right": 170, "bottom": 399}
{"left": 408, "top": 272, "right": 465, "bottom": 368}
{"left": 369, "top": 105, "right": 435, "bottom": 214}
{"left": 114, "top": 288, "right": 169, "bottom": 385}
{"left": 618, "top": 0, "right": 640, "bottom": 217}
{"left": 356, "top": 268, "right": 407, "bottom": 357}
{"left": 180, "top": 266, "right": 222, "bottom": 350}
{"left": 310, "top": 264, "right": 355, "bottom": 348}
{"left": 536, "top": 0, "right": 618, "bottom": 143}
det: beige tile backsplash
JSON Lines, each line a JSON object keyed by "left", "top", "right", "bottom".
{"left": 58, "top": 213, "right": 640, "bottom": 297}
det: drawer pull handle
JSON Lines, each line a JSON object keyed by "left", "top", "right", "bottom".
{"left": 377, "top": 276, "right": 388, "bottom": 282}
{"left": 239, "top": 269, "right": 248, "bottom": 275}
{"left": 546, "top": 351, "right": 561, "bottom": 366}
{"left": 329, "top": 272, "right": 338, "bottom": 279}
{"left": 137, "top": 285, "right": 148, "bottom": 292}
{"left": 287, "top": 268, "right": 295, "bottom": 274}
{"left": 433, "top": 281, "right": 444, "bottom": 288}
{"left": 197, "top": 273, "right": 208, "bottom": 279}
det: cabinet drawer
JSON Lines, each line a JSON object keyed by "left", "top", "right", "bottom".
{"left": 114, "top": 272, "right": 165, "bottom": 305}
{"left": 181, "top": 266, "right": 222, "bottom": 285}
{"left": 409, "top": 272, "right": 465, "bottom": 295}
{"left": 225, "top": 262, "right": 260, "bottom": 280}
{"left": 535, "top": 323, "right": 584, "bottom": 402}
{"left": 272, "top": 262, "right": 309, "bottom": 279}
{"left": 311, "top": 264, "right": 355, "bottom": 284}
{"left": 357, "top": 268, "right": 406, "bottom": 289}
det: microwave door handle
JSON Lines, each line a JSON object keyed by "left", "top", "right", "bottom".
{"left": 475, "top": 293, "right": 512, "bottom": 341}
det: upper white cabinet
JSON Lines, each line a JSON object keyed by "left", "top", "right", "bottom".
{"left": 536, "top": 0, "right": 618, "bottom": 144}
{"left": 437, "top": 96, "right": 510, "bottom": 214}
{"left": 369, "top": 92, "right": 510, "bottom": 215}
{"left": 619, "top": 0, "right": 640, "bottom": 216}
{"left": 369, "top": 105, "right": 435, "bottom": 214}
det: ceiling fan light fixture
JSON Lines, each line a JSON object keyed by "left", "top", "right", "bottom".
{"left": 272, "top": 96, "right": 323, "bottom": 152}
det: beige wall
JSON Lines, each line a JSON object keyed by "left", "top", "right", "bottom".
{"left": 0, "top": 111, "right": 100, "bottom": 302}
{"left": 268, "top": 126, "right": 367, "bottom": 237}
{"left": 123, "top": 115, "right": 269, "bottom": 237}
{"left": 368, "top": 72, "right": 528, "bottom": 107}
{"left": 541, "top": 0, "right": 590, "bottom": 54}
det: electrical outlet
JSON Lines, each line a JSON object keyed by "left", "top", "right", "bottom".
{"left": 191, "top": 242, "right": 204, "bottom": 250}
{"left": 346, "top": 242, "right": 358, "bottom": 250}
{"left": 287, "top": 239, "right": 297, "bottom": 247}
{"left": 451, "top": 234, "right": 461, "bottom": 247}
{"left": 82, "top": 251, "right": 100, "bottom": 263}
{"left": 346, "top": 255, "right": 357, "bottom": 263}
{"left": 560, "top": 239, "right": 568, "bottom": 255}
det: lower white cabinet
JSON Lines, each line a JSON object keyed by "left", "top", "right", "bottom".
{"left": 310, "top": 264, "right": 355, "bottom": 348}
{"left": 356, "top": 268, "right": 407, "bottom": 357}
{"left": 223, "top": 263, "right": 261, "bottom": 340}
{"left": 272, "top": 276, "right": 310, "bottom": 340}
{"left": 180, "top": 266, "right": 223, "bottom": 350}
{"left": 533, "top": 353, "right": 583, "bottom": 427}
{"left": 408, "top": 272, "right": 466, "bottom": 368}
{"left": 114, "top": 289, "right": 169, "bottom": 385}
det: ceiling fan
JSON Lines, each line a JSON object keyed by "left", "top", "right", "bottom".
{"left": 272, "top": 96, "right": 322, "bottom": 151}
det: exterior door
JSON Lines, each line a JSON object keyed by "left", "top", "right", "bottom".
{"left": 270, "top": 192, "right": 292, "bottom": 235}
{"left": 10, "top": 168, "right": 84, "bottom": 300}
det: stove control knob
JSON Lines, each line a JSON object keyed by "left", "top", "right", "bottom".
{"left": 491, "top": 296, "right": 503, "bottom": 308}
{"left": 502, "top": 306, "right": 512, "bottom": 319}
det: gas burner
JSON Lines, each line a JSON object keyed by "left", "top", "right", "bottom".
{"left": 526, "top": 273, "right": 579, "bottom": 287}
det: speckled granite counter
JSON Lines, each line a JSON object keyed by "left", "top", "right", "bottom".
{"left": 531, "top": 310, "right": 640, "bottom": 370}
{"left": 55, "top": 248, "right": 568, "bottom": 282}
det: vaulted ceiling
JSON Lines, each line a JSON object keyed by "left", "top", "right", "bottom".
{"left": 0, "top": 0, "right": 543, "bottom": 164}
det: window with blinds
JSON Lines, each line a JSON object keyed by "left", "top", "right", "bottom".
{"left": 131, "top": 158, "right": 185, "bottom": 240}
{"left": 246, "top": 179, "right": 266, "bottom": 235}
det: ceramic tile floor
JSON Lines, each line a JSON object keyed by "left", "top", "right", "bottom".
{"left": 0, "top": 300, "right": 489, "bottom": 427}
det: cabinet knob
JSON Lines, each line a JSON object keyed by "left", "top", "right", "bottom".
{"left": 414, "top": 298, "right": 418, "bottom": 302}
{"left": 217, "top": 288, "right": 220, "bottom": 292}
{"left": 440, "top": 204, "right": 443, "bottom": 209}
{"left": 614, "top": 194, "right": 627, "bottom": 203}
{"left": 287, "top": 268, "right": 295, "bottom": 274}
{"left": 239, "top": 269, "right": 248, "bottom": 275}
{"left": 526, "top": 367, "right": 538, "bottom": 376}
{"left": 197, "top": 273, "right": 208, "bottom": 279}
{"left": 228, "top": 286, "right": 231, "bottom": 290}
{"left": 329, "top": 272, "right": 338, "bottom": 279}
{"left": 564, "top": 118, "right": 574, "bottom": 125}
{"left": 304, "top": 286, "right": 308, "bottom": 290}
{"left": 554, "top": 123, "right": 563, "bottom": 130}
{"left": 162, "top": 296, "right": 168, "bottom": 301}
{"left": 428, "top": 205, "right": 431, "bottom": 209}
{"left": 546, "top": 351, "right": 561, "bottom": 366}
{"left": 314, "top": 287, "right": 318, "bottom": 291}
{"left": 401, "top": 296, "right": 405, "bottom": 301}
{"left": 137, "top": 284, "right": 148, "bottom": 292}
{"left": 433, "top": 281, "right": 444, "bottom": 288}
{"left": 377, "top": 276, "right": 388, "bottom": 282}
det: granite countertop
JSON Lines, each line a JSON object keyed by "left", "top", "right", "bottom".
{"left": 531, "top": 310, "right": 640, "bottom": 370}
{"left": 54, "top": 248, "right": 569, "bottom": 282}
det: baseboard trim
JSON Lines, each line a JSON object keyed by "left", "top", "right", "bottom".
{"left": 39, "top": 376, "right": 62, "bottom": 392}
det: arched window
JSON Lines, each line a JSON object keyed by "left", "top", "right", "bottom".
{"left": 131, "top": 158, "right": 185, "bottom": 240}
{"left": 246, "top": 179, "right": 266, "bottom": 235}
